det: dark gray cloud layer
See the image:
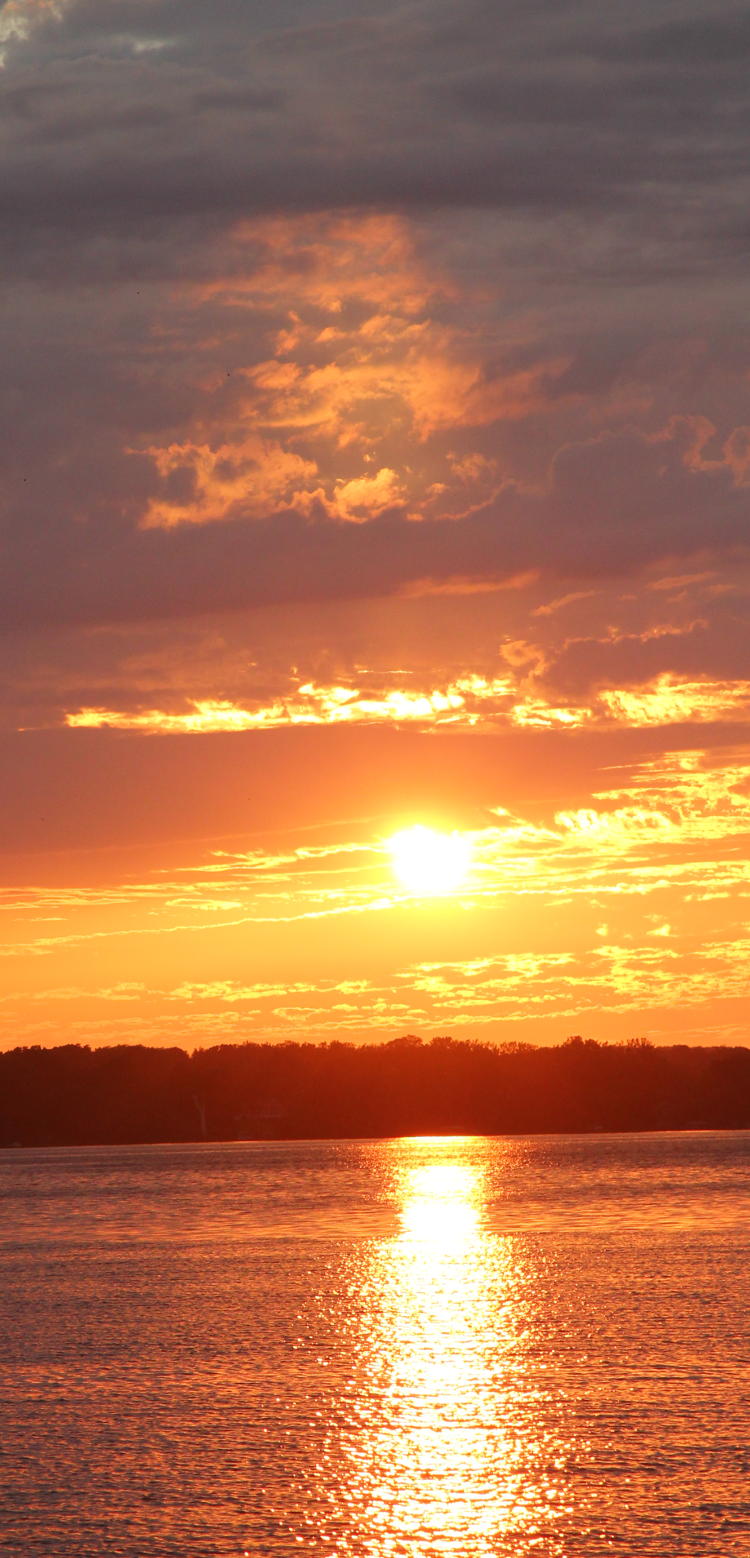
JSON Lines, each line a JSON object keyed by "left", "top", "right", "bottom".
{"left": 2, "top": 0, "right": 750, "bottom": 678}
{"left": 2, "top": 425, "right": 749, "bottom": 632}
{"left": 3, "top": 0, "right": 750, "bottom": 260}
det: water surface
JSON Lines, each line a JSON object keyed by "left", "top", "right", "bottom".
{"left": 1, "top": 1133, "right": 749, "bottom": 1555}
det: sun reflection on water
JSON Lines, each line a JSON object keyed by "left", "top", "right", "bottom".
{"left": 399, "top": 1159, "right": 482, "bottom": 1244}
{"left": 333, "top": 1140, "right": 573, "bottom": 1557}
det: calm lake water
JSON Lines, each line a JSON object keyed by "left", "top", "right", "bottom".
{"left": 1, "top": 1133, "right": 749, "bottom": 1557}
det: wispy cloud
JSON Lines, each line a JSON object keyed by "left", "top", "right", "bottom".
{"left": 4, "top": 0, "right": 750, "bottom": 1051}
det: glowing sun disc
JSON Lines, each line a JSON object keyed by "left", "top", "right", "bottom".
{"left": 388, "top": 825, "right": 472, "bottom": 897}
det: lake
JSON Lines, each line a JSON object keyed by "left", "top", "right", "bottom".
{"left": 1, "top": 1132, "right": 749, "bottom": 1556}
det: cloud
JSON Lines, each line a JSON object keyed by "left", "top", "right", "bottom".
{"left": 138, "top": 435, "right": 319, "bottom": 530}
{"left": 3, "top": 726, "right": 750, "bottom": 1045}
{"left": 3, "top": 0, "right": 750, "bottom": 266}
{"left": 63, "top": 676, "right": 514, "bottom": 734}
{"left": 332, "top": 468, "right": 407, "bottom": 523}
{"left": 598, "top": 676, "right": 750, "bottom": 727}
{"left": 2, "top": 418, "right": 749, "bottom": 637}
{"left": 3, "top": 0, "right": 750, "bottom": 1053}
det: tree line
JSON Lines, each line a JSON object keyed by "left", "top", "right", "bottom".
{"left": 1, "top": 1035, "right": 749, "bottom": 1146}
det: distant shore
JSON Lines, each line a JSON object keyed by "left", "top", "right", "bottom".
{"left": 2, "top": 1035, "right": 749, "bottom": 1147}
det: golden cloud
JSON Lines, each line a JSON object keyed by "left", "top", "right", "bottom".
{"left": 136, "top": 212, "right": 566, "bottom": 530}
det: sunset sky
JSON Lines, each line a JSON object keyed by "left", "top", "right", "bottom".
{"left": 2, "top": 0, "right": 750, "bottom": 1049}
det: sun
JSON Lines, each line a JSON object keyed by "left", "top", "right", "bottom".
{"left": 388, "top": 825, "right": 472, "bottom": 897}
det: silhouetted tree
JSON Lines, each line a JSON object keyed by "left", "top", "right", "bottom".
{"left": 1, "top": 1034, "right": 748, "bottom": 1146}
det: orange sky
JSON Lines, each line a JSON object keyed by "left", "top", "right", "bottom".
{"left": 2, "top": 4, "right": 750, "bottom": 1049}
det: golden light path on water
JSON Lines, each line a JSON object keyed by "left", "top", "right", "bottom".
{"left": 321, "top": 1143, "right": 577, "bottom": 1556}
